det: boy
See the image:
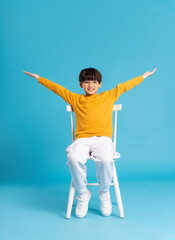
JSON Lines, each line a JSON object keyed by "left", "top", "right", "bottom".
{"left": 23, "top": 67, "right": 157, "bottom": 218}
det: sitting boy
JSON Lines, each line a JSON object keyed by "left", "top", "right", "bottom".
{"left": 23, "top": 67, "right": 156, "bottom": 218}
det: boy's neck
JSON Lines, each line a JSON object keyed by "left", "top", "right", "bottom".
{"left": 85, "top": 93, "right": 98, "bottom": 97}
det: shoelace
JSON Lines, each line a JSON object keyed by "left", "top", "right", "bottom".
{"left": 76, "top": 193, "right": 89, "bottom": 208}
{"left": 100, "top": 194, "right": 110, "bottom": 200}
{"left": 76, "top": 195, "right": 87, "bottom": 202}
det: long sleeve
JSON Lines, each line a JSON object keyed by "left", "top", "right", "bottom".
{"left": 109, "top": 75, "right": 144, "bottom": 102}
{"left": 38, "top": 77, "right": 79, "bottom": 105}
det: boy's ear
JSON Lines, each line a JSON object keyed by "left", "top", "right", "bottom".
{"left": 79, "top": 82, "right": 83, "bottom": 88}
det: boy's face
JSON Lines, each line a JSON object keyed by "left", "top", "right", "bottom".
{"left": 80, "top": 80, "right": 102, "bottom": 96}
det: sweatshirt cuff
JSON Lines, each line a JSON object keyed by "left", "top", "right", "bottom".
{"left": 38, "top": 76, "right": 43, "bottom": 83}
{"left": 140, "top": 75, "right": 144, "bottom": 81}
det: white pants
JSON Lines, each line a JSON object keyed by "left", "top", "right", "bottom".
{"left": 65, "top": 136, "right": 115, "bottom": 195}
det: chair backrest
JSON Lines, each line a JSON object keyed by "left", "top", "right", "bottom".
{"left": 66, "top": 104, "right": 122, "bottom": 152}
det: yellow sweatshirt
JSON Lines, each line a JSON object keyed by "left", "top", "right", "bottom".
{"left": 38, "top": 75, "right": 144, "bottom": 140}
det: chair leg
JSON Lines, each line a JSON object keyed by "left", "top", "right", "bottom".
{"left": 66, "top": 179, "right": 76, "bottom": 219}
{"left": 112, "top": 163, "right": 124, "bottom": 218}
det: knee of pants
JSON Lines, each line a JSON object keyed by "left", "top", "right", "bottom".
{"left": 66, "top": 150, "right": 87, "bottom": 165}
{"left": 96, "top": 153, "right": 114, "bottom": 165}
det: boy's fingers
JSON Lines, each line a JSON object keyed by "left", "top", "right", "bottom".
{"left": 152, "top": 68, "right": 157, "bottom": 73}
{"left": 23, "top": 71, "right": 33, "bottom": 74}
{"left": 23, "top": 71, "right": 30, "bottom": 75}
{"left": 150, "top": 68, "right": 157, "bottom": 75}
{"left": 23, "top": 71, "right": 34, "bottom": 77}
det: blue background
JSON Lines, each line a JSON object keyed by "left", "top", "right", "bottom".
{"left": 0, "top": 1, "right": 175, "bottom": 239}
{"left": 1, "top": 0, "right": 174, "bottom": 184}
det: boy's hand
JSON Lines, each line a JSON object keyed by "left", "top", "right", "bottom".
{"left": 142, "top": 68, "right": 157, "bottom": 79}
{"left": 23, "top": 71, "right": 40, "bottom": 80}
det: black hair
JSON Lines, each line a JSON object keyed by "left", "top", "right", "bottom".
{"left": 79, "top": 68, "right": 102, "bottom": 84}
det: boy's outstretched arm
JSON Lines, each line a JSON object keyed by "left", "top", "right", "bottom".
{"left": 109, "top": 68, "right": 157, "bottom": 102}
{"left": 23, "top": 71, "right": 78, "bottom": 105}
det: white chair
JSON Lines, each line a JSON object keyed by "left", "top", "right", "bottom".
{"left": 66, "top": 104, "right": 124, "bottom": 219}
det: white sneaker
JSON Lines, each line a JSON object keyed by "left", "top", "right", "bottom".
{"left": 75, "top": 189, "right": 92, "bottom": 218}
{"left": 99, "top": 191, "right": 112, "bottom": 216}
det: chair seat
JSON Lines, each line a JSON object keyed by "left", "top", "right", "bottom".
{"left": 113, "top": 151, "right": 120, "bottom": 159}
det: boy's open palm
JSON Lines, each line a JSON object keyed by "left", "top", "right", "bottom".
{"left": 23, "top": 71, "right": 39, "bottom": 80}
